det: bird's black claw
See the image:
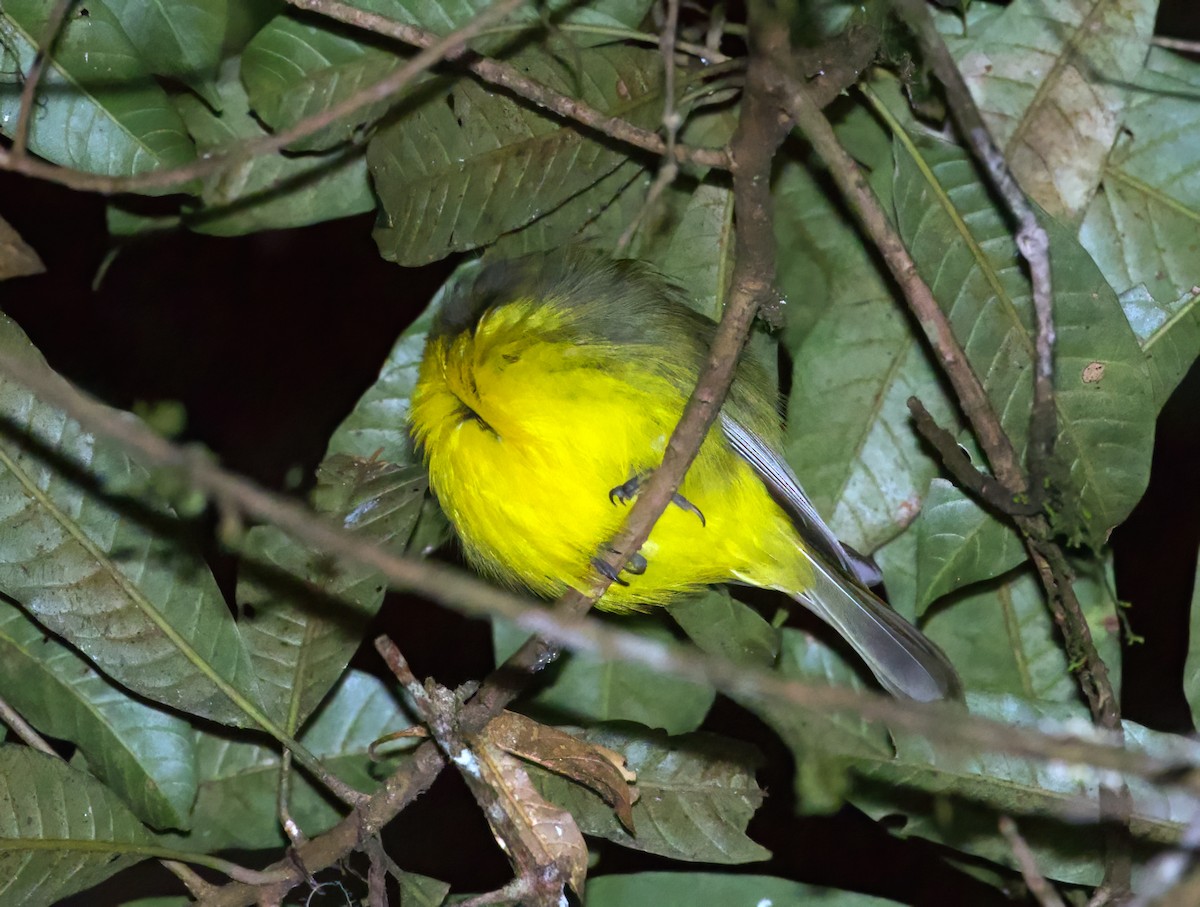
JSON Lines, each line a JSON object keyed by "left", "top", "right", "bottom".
{"left": 608, "top": 477, "right": 640, "bottom": 506}
{"left": 591, "top": 556, "right": 630, "bottom": 586}
{"left": 671, "top": 492, "right": 706, "bottom": 527}
{"left": 609, "top": 475, "right": 705, "bottom": 527}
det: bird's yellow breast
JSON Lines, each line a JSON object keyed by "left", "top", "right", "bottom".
{"left": 409, "top": 298, "right": 804, "bottom": 610}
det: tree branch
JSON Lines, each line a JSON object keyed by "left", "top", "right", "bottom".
{"left": 0, "top": 0, "right": 529, "bottom": 194}
{"left": 284, "top": 0, "right": 730, "bottom": 171}
{"left": 0, "top": 343, "right": 1188, "bottom": 905}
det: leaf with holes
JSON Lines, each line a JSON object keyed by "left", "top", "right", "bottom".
{"left": 0, "top": 0, "right": 195, "bottom": 185}
{"left": 0, "top": 315, "right": 264, "bottom": 728}
{"left": 890, "top": 130, "right": 1154, "bottom": 547}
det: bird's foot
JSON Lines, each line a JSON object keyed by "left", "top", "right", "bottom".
{"left": 607, "top": 474, "right": 706, "bottom": 527}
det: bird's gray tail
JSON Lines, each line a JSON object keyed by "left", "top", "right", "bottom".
{"left": 790, "top": 552, "right": 963, "bottom": 703}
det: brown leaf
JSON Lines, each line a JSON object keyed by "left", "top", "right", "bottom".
{"left": 486, "top": 711, "right": 638, "bottom": 833}
{"left": 0, "top": 215, "right": 45, "bottom": 281}
{"left": 477, "top": 743, "right": 589, "bottom": 897}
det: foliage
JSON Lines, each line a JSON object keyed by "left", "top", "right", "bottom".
{"left": 0, "top": 0, "right": 1199, "bottom": 904}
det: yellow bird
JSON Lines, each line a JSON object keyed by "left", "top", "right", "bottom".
{"left": 409, "top": 250, "right": 961, "bottom": 702}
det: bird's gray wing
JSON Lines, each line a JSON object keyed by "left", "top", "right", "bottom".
{"left": 720, "top": 413, "right": 882, "bottom": 588}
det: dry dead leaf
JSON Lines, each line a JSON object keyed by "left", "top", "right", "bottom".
{"left": 477, "top": 743, "right": 589, "bottom": 898}
{"left": 487, "top": 710, "right": 638, "bottom": 832}
{"left": 0, "top": 215, "right": 45, "bottom": 281}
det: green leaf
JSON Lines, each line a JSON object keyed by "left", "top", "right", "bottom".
{"left": 784, "top": 291, "right": 957, "bottom": 553}
{"left": 396, "top": 871, "right": 451, "bottom": 906}
{"left": 944, "top": 0, "right": 1156, "bottom": 220}
{"left": 240, "top": 9, "right": 418, "bottom": 153}
{"left": 656, "top": 179, "right": 736, "bottom": 321}
{"left": 238, "top": 460, "right": 426, "bottom": 730}
{"left": 872, "top": 525, "right": 919, "bottom": 621}
{"left": 491, "top": 161, "right": 652, "bottom": 257}
{"left": 773, "top": 150, "right": 873, "bottom": 346}
{"left": 175, "top": 59, "right": 375, "bottom": 236}
{"left": 527, "top": 723, "right": 770, "bottom": 864}
{"left": 668, "top": 588, "right": 781, "bottom": 669}
{"left": 234, "top": 260, "right": 456, "bottom": 729}
{"left": 587, "top": 873, "right": 905, "bottom": 906}
{"left": 1183, "top": 545, "right": 1200, "bottom": 725}
{"left": 740, "top": 628, "right": 892, "bottom": 813}
{"left": 159, "top": 670, "right": 418, "bottom": 852}
{"left": 0, "top": 599, "right": 196, "bottom": 830}
{"left": 105, "top": 0, "right": 228, "bottom": 104}
{"left": 852, "top": 694, "right": 1195, "bottom": 886}
{"left": 0, "top": 315, "right": 264, "bottom": 728}
{"left": 1078, "top": 50, "right": 1200, "bottom": 408}
{"left": 0, "top": 746, "right": 155, "bottom": 907}
{"left": 242, "top": 0, "right": 656, "bottom": 151}
{"left": 324, "top": 259, "right": 468, "bottom": 461}
{"left": 368, "top": 42, "right": 663, "bottom": 265}
{"left": 924, "top": 558, "right": 1121, "bottom": 701}
{"left": 0, "top": 0, "right": 195, "bottom": 184}
{"left": 1117, "top": 285, "right": 1200, "bottom": 411}
{"left": 913, "top": 478, "right": 1026, "bottom": 610}
{"left": 493, "top": 616, "right": 715, "bottom": 735}
{"left": 890, "top": 129, "right": 1155, "bottom": 547}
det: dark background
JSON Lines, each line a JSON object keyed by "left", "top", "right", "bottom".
{"left": 5, "top": 5, "right": 1199, "bottom": 904}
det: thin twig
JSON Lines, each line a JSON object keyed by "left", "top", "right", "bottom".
{"left": 890, "top": 0, "right": 1056, "bottom": 492}
{"left": 781, "top": 73, "right": 1025, "bottom": 494}
{"left": 454, "top": 1, "right": 793, "bottom": 727}
{"left": 277, "top": 749, "right": 307, "bottom": 849}
{"left": 1000, "top": 817, "right": 1068, "bottom": 907}
{"left": 376, "top": 638, "right": 567, "bottom": 907}
{"left": 285, "top": 0, "right": 728, "bottom": 170}
{"left": 0, "top": 0, "right": 532, "bottom": 194}
{"left": 0, "top": 694, "right": 58, "bottom": 756}
{"left": 907, "top": 397, "right": 1042, "bottom": 516}
{"left": 0, "top": 695, "right": 253, "bottom": 898}
{"left": 12, "top": 0, "right": 76, "bottom": 159}
{"left": 1150, "top": 35, "right": 1200, "bottom": 55}
{"left": 790, "top": 34, "right": 1128, "bottom": 891}
{"left": 616, "top": 0, "right": 683, "bottom": 252}
{"left": 1129, "top": 806, "right": 1200, "bottom": 906}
